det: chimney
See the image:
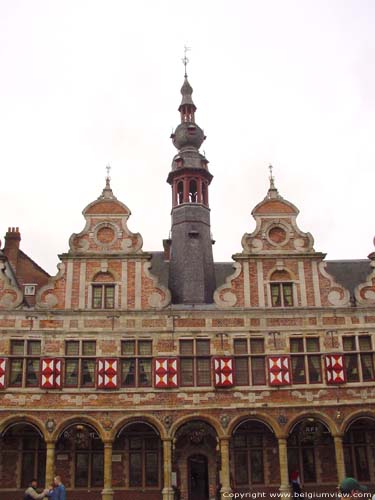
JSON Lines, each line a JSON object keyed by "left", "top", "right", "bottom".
{"left": 4, "top": 227, "right": 21, "bottom": 272}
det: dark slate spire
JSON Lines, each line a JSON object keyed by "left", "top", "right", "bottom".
{"left": 167, "top": 60, "right": 216, "bottom": 304}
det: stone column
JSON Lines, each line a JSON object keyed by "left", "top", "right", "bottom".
{"left": 220, "top": 437, "right": 232, "bottom": 499}
{"left": 333, "top": 434, "right": 346, "bottom": 483}
{"left": 45, "top": 440, "right": 56, "bottom": 487}
{"left": 101, "top": 440, "right": 113, "bottom": 500}
{"left": 162, "top": 438, "right": 174, "bottom": 500}
{"left": 278, "top": 437, "right": 291, "bottom": 493}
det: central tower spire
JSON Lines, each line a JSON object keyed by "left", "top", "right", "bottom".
{"left": 167, "top": 61, "right": 216, "bottom": 304}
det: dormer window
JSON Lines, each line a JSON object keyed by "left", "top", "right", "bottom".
{"left": 270, "top": 270, "right": 293, "bottom": 307}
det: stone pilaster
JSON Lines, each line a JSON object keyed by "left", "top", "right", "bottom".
{"left": 278, "top": 437, "right": 291, "bottom": 493}
{"left": 162, "top": 438, "right": 174, "bottom": 500}
{"left": 101, "top": 440, "right": 113, "bottom": 500}
{"left": 333, "top": 434, "right": 346, "bottom": 483}
{"left": 45, "top": 440, "right": 56, "bottom": 487}
{"left": 220, "top": 437, "right": 232, "bottom": 499}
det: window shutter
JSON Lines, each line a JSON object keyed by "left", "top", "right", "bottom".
{"left": 97, "top": 359, "right": 118, "bottom": 389}
{"left": 325, "top": 354, "right": 345, "bottom": 384}
{"left": 268, "top": 356, "right": 291, "bottom": 386}
{"left": 154, "top": 358, "right": 178, "bottom": 388}
{"left": 0, "top": 358, "right": 7, "bottom": 389}
{"left": 213, "top": 357, "right": 234, "bottom": 387}
{"left": 40, "top": 358, "right": 63, "bottom": 389}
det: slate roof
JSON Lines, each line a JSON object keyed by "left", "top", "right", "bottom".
{"left": 150, "top": 253, "right": 373, "bottom": 299}
{"left": 326, "top": 259, "right": 372, "bottom": 296}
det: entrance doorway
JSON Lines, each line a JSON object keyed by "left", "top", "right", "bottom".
{"left": 188, "top": 454, "right": 209, "bottom": 500}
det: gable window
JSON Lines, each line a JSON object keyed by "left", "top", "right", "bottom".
{"left": 92, "top": 284, "right": 115, "bottom": 309}
{"left": 234, "top": 338, "right": 266, "bottom": 386}
{"left": 91, "top": 272, "right": 116, "bottom": 309}
{"left": 179, "top": 339, "right": 211, "bottom": 387}
{"left": 64, "top": 340, "right": 96, "bottom": 388}
{"left": 24, "top": 284, "right": 36, "bottom": 296}
{"left": 121, "top": 340, "right": 152, "bottom": 388}
{"left": 270, "top": 270, "right": 294, "bottom": 307}
{"left": 9, "top": 339, "right": 41, "bottom": 387}
{"left": 290, "top": 337, "right": 322, "bottom": 384}
{"left": 343, "top": 335, "right": 374, "bottom": 383}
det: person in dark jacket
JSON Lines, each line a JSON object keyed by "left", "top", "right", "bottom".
{"left": 24, "top": 479, "right": 49, "bottom": 500}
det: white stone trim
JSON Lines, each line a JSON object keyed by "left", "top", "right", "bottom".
{"left": 243, "top": 261, "right": 251, "bottom": 307}
{"left": 298, "top": 261, "right": 307, "bottom": 306}
{"left": 311, "top": 261, "right": 321, "bottom": 307}
{"left": 79, "top": 261, "right": 86, "bottom": 309}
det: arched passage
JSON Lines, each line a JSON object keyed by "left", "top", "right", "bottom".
{"left": 0, "top": 421, "right": 46, "bottom": 489}
{"left": 174, "top": 419, "right": 218, "bottom": 500}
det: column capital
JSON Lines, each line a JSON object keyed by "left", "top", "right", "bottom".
{"left": 162, "top": 437, "right": 173, "bottom": 443}
{"left": 46, "top": 439, "right": 56, "bottom": 446}
{"left": 219, "top": 436, "right": 230, "bottom": 443}
{"left": 332, "top": 433, "right": 344, "bottom": 439}
{"left": 103, "top": 439, "right": 114, "bottom": 446}
{"left": 277, "top": 435, "right": 288, "bottom": 442}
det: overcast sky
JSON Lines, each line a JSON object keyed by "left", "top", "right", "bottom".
{"left": 0, "top": 0, "right": 374, "bottom": 275}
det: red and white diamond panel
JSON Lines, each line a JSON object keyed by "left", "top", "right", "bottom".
{"left": 325, "top": 354, "right": 345, "bottom": 384}
{"left": 268, "top": 356, "right": 291, "bottom": 386}
{"left": 154, "top": 358, "right": 178, "bottom": 388}
{"left": 40, "top": 358, "right": 62, "bottom": 389}
{"left": 0, "top": 358, "right": 7, "bottom": 389}
{"left": 213, "top": 357, "right": 234, "bottom": 387}
{"left": 97, "top": 359, "right": 118, "bottom": 389}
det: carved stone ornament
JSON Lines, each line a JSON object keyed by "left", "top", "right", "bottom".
{"left": 220, "top": 414, "right": 230, "bottom": 429}
{"left": 102, "top": 417, "right": 114, "bottom": 431}
{"left": 277, "top": 414, "right": 288, "bottom": 426}
{"left": 45, "top": 418, "right": 56, "bottom": 433}
{"left": 163, "top": 415, "right": 173, "bottom": 429}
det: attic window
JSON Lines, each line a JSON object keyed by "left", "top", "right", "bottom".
{"left": 24, "top": 285, "right": 36, "bottom": 296}
{"left": 187, "top": 125, "right": 196, "bottom": 134}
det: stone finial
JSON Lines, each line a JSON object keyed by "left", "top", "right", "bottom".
{"left": 98, "top": 165, "right": 117, "bottom": 200}
{"left": 267, "top": 165, "right": 280, "bottom": 200}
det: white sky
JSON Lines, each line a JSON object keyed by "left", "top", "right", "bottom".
{"left": 0, "top": 0, "right": 374, "bottom": 275}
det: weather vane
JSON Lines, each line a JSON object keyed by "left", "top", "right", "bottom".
{"left": 182, "top": 45, "right": 191, "bottom": 77}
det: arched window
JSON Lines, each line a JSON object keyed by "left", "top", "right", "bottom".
{"left": 232, "top": 420, "right": 278, "bottom": 487}
{"left": 288, "top": 420, "right": 336, "bottom": 485}
{"left": 56, "top": 424, "right": 103, "bottom": 488}
{"left": 202, "top": 182, "right": 208, "bottom": 205}
{"left": 113, "top": 423, "right": 162, "bottom": 489}
{"left": 0, "top": 423, "right": 46, "bottom": 488}
{"left": 344, "top": 418, "right": 375, "bottom": 482}
{"left": 177, "top": 181, "right": 184, "bottom": 205}
{"left": 92, "top": 272, "right": 115, "bottom": 309}
{"left": 270, "top": 270, "right": 293, "bottom": 307}
{"left": 189, "top": 180, "right": 198, "bottom": 203}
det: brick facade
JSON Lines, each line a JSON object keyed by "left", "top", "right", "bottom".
{"left": 1, "top": 74, "right": 375, "bottom": 500}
